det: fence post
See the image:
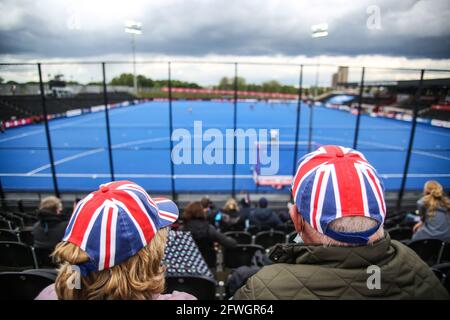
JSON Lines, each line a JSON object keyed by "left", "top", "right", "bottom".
{"left": 168, "top": 62, "right": 176, "bottom": 201}
{"left": 292, "top": 65, "right": 303, "bottom": 176}
{"left": 396, "top": 69, "right": 425, "bottom": 211}
{"left": 307, "top": 102, "right": 314, "bottom": 153}
{"left": 0, "top": 178, "right": 6, "bottom": 210}
{"left": 232, "top": 62, "right": 238, "bottom": 198}
{"left": 353, "top": 67, "right": 365, "bottom": 149}
{"left": 101, "top": 62, "right": 115, "bottom": 181}
{"left": 37, "top": 63, "right": 60, "bottom": 197}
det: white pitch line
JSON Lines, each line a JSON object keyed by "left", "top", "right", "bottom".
{"left": 0, "top": 173, "right": 254, "bottom": 179}
{"left": 0, "top": 173, "right": 449, "bottom": 179}
{"left": 416, "top": 126, "right": 450, "bottom": 138}
{"left": 0, "top": 113, "right": 105, "bottom": 144}
{"left": 26, "top": 136, "right": 169, "bottom": 175}
{"left": 26, "top": 148, "right": 105, "bottom": 176}
{"left": 379, "top": 173, "right": 450, "bottom": 178}
{"left": 0, "top": 102, "right": 145, "bottom": 144}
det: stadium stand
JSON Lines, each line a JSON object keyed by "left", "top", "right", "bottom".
{"left": 440, "top": 242, "right": 450, "bottom": 263}
{"left": 34, "top": 247, "right": 57, "bottom": 269}
{"left": 1, "top": 199, "right": 450, "bottom": 299}
{"left": 431, "top": 263, "right": 450, "bottom": 293}
{"left": 0, "top": 269, "right": 56, "bottom": 300}
{"left": 386, "top": 226, "right": 413, "bottom": 242}
{"left": 0, "top": 241, "right": 38, "bottom": 271}
{"left": 224, "top": 231, "right": 253, "bottom": 245}
{"left": 223, "top": 244, "right": 265, "bottom": 269}
{"left": 408, "top": 239, "right": 444, "bottom": 266}
{"left": 0, "top": 229, "right": 20, "bottom": 242}
{"left": 0, "top": 92, "right": 135, "bottom": 121}
{"left": 254, "top": 230, "right": 286, "bottom": 249}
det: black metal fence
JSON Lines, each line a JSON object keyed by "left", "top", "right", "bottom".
{"left": 0, "top": 61, "right": 449, "bottom": 210}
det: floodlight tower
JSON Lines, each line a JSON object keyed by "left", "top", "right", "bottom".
{"left": 124, "top": 20, "right": 142, "bottom": 95}
{"left": 311, "top": 23, "right": 328, "bottom": 98}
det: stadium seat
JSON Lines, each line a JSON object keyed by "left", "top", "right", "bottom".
{"left": 4, "top": 214, "right": 24, "bottom": 229}
{"left": 34, "top": 247, "right": 57, "bottom": 268}
{"left": 438, "top": 242, "right": 450, "bottom": 264}
{"left": 19, "top": 229, "right": 34, "bottom": 246}
{"left": 0, "top": 270, "right": 56, "bottom": 300}
{"left": 408, "top": 239, "right": 443, "bottom": 266}
{"left": 14, "top": 212, "right": 37, "bottom": 226}
{"left": 0, "top": 229, "right": 20, "bottom": 242}
{"left": 275, "top": 222, "right": 296, "bottom": 234}
{"left": 247, "top": 225, "right": 271, "bottom": 235}
{"left": 165, "top": 275, "right": 216, "bottom": 300}
{"left": 223, "top": 244, "right": 265, "bottom": 269}
{"left": 383, "top": 212, "right": 407, "bottom": 229}
{"left": 11, "top": 214, "right": 25, "bottom": 228}
{"left": 224, "top": 231, "right": 252, "bottom": 244}
{"left": 431, "top": 263, "right": 450, "bottom": 294}
{"left": 0, "top": 242, "right": 38, "bottom": 271}
{"left": 0, "top": 219, "right": 12, "bottom": 230}
{"left": 286, "top": 231, "right": 298, "bottom": 243}
{"left": 386, "top": 226, "right": 413, "bottom": 241}
{"left": 23, "top": 268, "right": 58, "bottom": 278}
{"left": 254, "top": 230, "right": 286, "bottom": 249}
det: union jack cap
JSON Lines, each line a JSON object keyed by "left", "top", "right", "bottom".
{"left": 63, "top": 181, "right": 179, "bottom": 275}
{"left": 291, "top": 145, "right": 386, "bottom": 244}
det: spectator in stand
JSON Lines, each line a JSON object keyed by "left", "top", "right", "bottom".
{"left": 412, "top": 180, "right": 450, "bottom": 242}
{"left": 217, "top": 198, "right": 247, "bottom": 232}
{"left": 201, "top": 196, "right": 217, "bottom": 224}
{"left": 249, "top": 197, "right": 282, "bottom": 230}
{"left": 32, "top": 196, "right": 68, "bottom": 250}
{"left": 276, "top": 205, "right": 291, "bottom": 223}
{"left": 239, "top": 197, "right": 253, "bottom": 224}
{"left": 36, "top": 181, "right": 195, "bottom": 300}
{"left": 234, "top": 145, "right": 449, "bottom": 300}
{"left": 182, "top": 201, "right": 237, "bottom": 267}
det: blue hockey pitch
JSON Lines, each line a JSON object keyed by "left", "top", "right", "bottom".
{"left": 0, "top": 100, "right": 449, "bottom": 193}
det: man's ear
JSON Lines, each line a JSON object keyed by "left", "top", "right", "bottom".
{"left": 289, "top": 204, "right": 303, "bottom": 233}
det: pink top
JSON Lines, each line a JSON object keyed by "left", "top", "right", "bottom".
{"left": 35, "top": 284, "right": 197, "bottom": 300}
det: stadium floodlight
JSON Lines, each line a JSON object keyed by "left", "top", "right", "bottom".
{"left": 125, "top": 20, "right": 142, "bottom": 35}
{"left": 311, "top": 23, "right": 328, "bottom": 38}
{"left": 311, "top": 23, "right": 328, "bottom": 98}
{"left": 124, "top": 20, "right": 142, "bottom": 95}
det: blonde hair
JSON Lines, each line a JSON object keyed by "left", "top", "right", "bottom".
{"left": 52, "top": 228, "right": 168, "bottom": 300}
{"left": 39, "top": 196, "right": 62, "bottom": 213}
{"left": 423, "top": 180, "right": 450, "bottom": 217}
{"left": 223, "top": 198, "right": 239, "bottom": 212}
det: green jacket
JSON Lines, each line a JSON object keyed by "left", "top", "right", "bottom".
{"left": 234, "top": 235, "right": 449, "bottom": 300}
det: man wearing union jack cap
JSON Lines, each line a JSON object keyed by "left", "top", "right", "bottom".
{"left": 234, "top": 146, "right": 449, "bottom": 300}
{"left": 36, "top": 181, "right": 196, "bottom": 300}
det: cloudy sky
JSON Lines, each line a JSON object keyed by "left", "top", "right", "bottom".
{"left": 1, "top": 0, "right": 450, "bottom": 85}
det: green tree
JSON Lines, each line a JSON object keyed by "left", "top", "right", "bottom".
{"left": 109, "top": 73, "right": 202, "bottom": 89}
{"left": 262, "top": 80, "right": 281, "bottom": 92}
{"left": 110, "top": 73, "right": 134, "bottom": 86}
{"left": 218, "top": 77, "right": 230, "bottom": 89}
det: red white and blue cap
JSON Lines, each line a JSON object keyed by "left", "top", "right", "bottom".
{"left": 63, "top": 181, "right": 179, "bottom": 275}
{"left": 291, "top": 145, "right": 386, "bottom": 244}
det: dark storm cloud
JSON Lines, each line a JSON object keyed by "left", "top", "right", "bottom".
{"left": 0, "top": 0, "right": 449, "bottom": 59}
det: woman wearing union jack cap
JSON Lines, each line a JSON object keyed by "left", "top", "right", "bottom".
{"left": 36, "top": 181, "right": 196, "bottom": 300}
